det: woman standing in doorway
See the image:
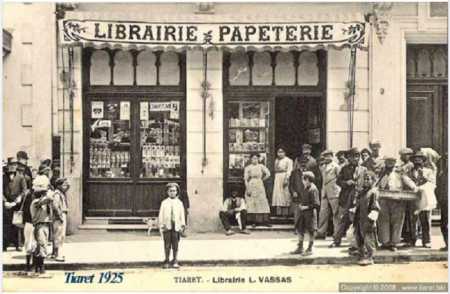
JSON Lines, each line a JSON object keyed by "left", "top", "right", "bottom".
{"left": 272, "top": 148, "right": 293, "bottom": 217}
{"left": 244, "top": 153, "right": 271, "bottom": 227}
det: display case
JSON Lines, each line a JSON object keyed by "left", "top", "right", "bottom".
{"left": 227, "top": 101, "right": 270, "bottom": 180}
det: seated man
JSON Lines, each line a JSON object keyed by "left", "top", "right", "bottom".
{"left": 219, "top": 189, "right": 250, "bottom": 235}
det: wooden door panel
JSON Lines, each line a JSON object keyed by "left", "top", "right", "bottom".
{"left": 86, "top": 182, "right": 134, "bottom": 216}
{"left": 134, "top": 182, "right": 175, "bottom": 217}
{"left": 407, "top": 91, "right": 434, "bottom": 150}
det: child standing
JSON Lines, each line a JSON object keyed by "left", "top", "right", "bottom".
{"left": 52, "top": 178, "right": 70, "bottom": 262}
{"left": 354, "top": 171, "right": 380, "bottom": 266}
{"left": 158, "top": 183, "right": 185, "bottom": 269}
{"left": 30, "top": 175, "right": 53, "bottom": 274}
{"left": 291, "top": 171, "right": 320, "bottom": 256}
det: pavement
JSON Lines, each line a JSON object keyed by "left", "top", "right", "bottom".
{"left": 2, "top": 228, "right": 448, "bottom": 271}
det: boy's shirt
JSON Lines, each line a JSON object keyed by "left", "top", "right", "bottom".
{"left": 30, "top": 191, "right": 54, "bottom": 224}
{"left": 159, "top": 197, "right": 185, "bottom": 232}
{"left": 355, "top": 187, "right": 380, "bottom": 233}
{"left": 298, "top": 183, "right": 320, "bottom": 211}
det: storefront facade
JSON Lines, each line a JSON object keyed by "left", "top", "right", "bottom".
{"left": 3, "top": 2, "right": 447, "bottom": 233}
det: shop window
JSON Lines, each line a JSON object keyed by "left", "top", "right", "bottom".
{"left": 298, "top": 51, "right": 319, "bottom": 86}
{"left": 275, "top": 52, "right": 295, "bottom": 85}
{"left": 229, "top": 51, "right": 250, "bottom": 86}
{"left": 407, "top": 47, "right": 417, "bottom": 79}
{"left": 430, "top": 2, "right": 448, "bottom": 17}
{"left": 90, "top": 50, "right": 110, "bottom": 85}
{"left": 228, "top": 101, "right": 270, "bottom": 179}
{"left": 417, "top": 48, "right": 432, "bottom": 78}
{"left": 432, "top": 48, "right": 447, "bottom": 78}
{"left": 136, "top": 50, "right": 157, "bottom": 85}
{"left": 252, "top": 52, "right": 272, "bottom": 85}
{"left": 89, "top": 100, "right": 131, "bottom": 178}
{"left": 140, "top": 101, "right": 181, "bottom": 178}
{"left": 159, "top": 52, "right": 180, "bottom": 85}
{"left": 113, "top": 51, "right": 134, "bottom": 85}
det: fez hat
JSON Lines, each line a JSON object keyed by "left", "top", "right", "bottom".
{"left": 321, "top": 149, "right": 333, "bottom": 157}
{"left": 384, "top": 157, "right": 397, "bottom": 168}
{"left": 410, "top": 151, "right": 427, "bottom": 161}
{"left": 399, "top": 147, "right": 414, "bottom": 156}
{"left": 17, "top": 151, "right": 29, "bottom": 160}
{"left": 369, "top": 140, "right": 381, "bottom": 148}
{"left": 33, "top": 175, "right": 50, "bottom": 192}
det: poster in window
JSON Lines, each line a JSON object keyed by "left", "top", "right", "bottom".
{"left": 91, "top": 101, "right": 104, "bottom": 119}
{"left": 170, "top": 101, "right": 179, "bottom": 120}
{"left": 120, "top": 101, "right": 130, "bottom": 120}
{"left": 140, "top": 102, "right": 149, "bottom": 120}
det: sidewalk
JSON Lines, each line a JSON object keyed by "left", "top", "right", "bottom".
{"left": 2, "top": 229, "right": 448, "bottom": 271}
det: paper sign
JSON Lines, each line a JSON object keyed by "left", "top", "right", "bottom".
{"left": 120, "top": 101, "right": 130, "bottom": 120}
{"left": 170, "top": 101, "right": 180, "bottom": 120}
{"left": 140, "top": 102, "right": 149, "bottom": 120}
{"left": 91, "top": 101, "right": 104, "bottom": 119}
{"left": 149, "top": 102, "right": 173, "bottom": 112}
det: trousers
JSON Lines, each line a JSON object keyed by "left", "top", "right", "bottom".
{"left": 378, "top": 199, "right": 406, "bottom": 246}
{"left": 317, "top": 197, "right": 340, "bottom": 236}
{"left": 219, "top": 210, "right": 247, "bottom": 230}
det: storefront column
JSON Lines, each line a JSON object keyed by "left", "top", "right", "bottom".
{"left": 186, "top": 50, "right": 224, "bottom": 232}
{"left": 56, "top": 47, "right": 83, "bottom": 234}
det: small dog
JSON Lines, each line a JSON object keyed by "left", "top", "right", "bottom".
{"left": 142, "top": 217, "right": 159, "bottom": 236}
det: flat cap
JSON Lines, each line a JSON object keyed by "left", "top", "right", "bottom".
{"left": 399, "top": 147, "right": 414, "bottom": 155}
{"left": 16, "top": 151, "right": 29, "bottom": 160}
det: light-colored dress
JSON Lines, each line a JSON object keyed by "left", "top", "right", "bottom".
{"left": 244, "top": 163, "right": 271, "bottom": 214}
{"left": 272, "top": 156, "right": 293, "bottom": 207}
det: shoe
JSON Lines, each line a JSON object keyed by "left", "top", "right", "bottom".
{"left": 172, "top": 261, "right": 180, "bottom": 269}
{"left": 358, "top": 258, "right": 370, "bottom": 266}
{"left": 225, "top": 230, "right": 235, "bottom": 236}
{"left": 439, "top": 246, "right": 448, "bottom": 251}
{"left": 240, "top": 229, "right": 250, "bottom": 235}
{"left": 302, "top": 250, "right": 313, "bottom": 256}
{"left": 423, "top": 243, "right": 431, "bottom": 248}
{"left": 290, "top": 247, "right": 304, "bottom": 255}
{"left": 328, "top": 242, "right": 340, "bottom": 248}
{"left": 55, "top": 257, "right": 65, "bottom": 262}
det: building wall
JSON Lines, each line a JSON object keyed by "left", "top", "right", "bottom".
{"left": 3, "top": 3, "right": 55, "bottom": 167}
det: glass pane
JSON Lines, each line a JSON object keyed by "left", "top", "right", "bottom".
{"left": 229, "top": 52, "right": 250, "bottom": 85}
{"left": 89, "top": 100, "right": 131, "bottom": 178}
{"left": 136, "top": 50, "right": 157, "bottom": 85}
{"left": 90, "top": 50, "right": 110, "bottom": 85}
{"left": 432, "top": 48, "right": 447, "bottom": 78}
{"left": 275, "top": 52, "right": 295, "bottom": 85}
{"left": 417, "top": 48, "right": 432, "bottom": 78}
{"left": 159, "top": 52, "right": 180, "bottom": 85}
{"left": 430, "top": 3, "right": 448, "bottom": 17}
{"left": 228, "top": 101, "right": 270, "bottom": 179}
{"left": 113, "top": 51, "right": 133, "bottom": 85}
{"left": 298, "top": 51, "right": 319, "bottom": 86}
{"left": 253, "top": 52, "right": 272, "bottom": 85}
{"left": 140, "top": 100, "right": 181, "bottom": 178}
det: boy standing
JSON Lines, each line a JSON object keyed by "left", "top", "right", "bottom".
{"left": 354, "top": 171, "right": 380, "bottom": 266}
{"left": 291, "top": 171, "right": 320, "bottom": 256}
{"left": 52, "top": 178, "right": 70, "bottom": 262}
{"left": 159, "top": 183, "right": 185, "bottom": 269}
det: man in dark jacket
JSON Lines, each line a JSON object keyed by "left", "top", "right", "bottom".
{"left": 17, "top": 151, "right": 32, "bottom": 189}
{"left": 329, "top": 147, "right": 367, "bottom": 247}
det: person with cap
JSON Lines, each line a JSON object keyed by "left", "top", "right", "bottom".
{"left": 17, "top": 151, "right": 32, "bottom": 189}
{"left": 3, "top": 159, "right": 28, "bottom": 251}
{"left": 363, "top": 140, "right": 384, "bottom": 175}
{"left": 317, "top": 150, "right": 341, "bottom": 239}
{"left": 20, "top": 179, "right": 35, "bottom": 272}
{"left": 158, "top": 182, "right": 186, "bottom": 269}
{"left": 336, "top": 150, "right": 348, "bottom": 170}
{"left": 290, "top": 171, "right": 320, "bottom": 256}
{"left": 376, "top": 157, "right": 405, "bottom": 251}
{"left": 360, "top": 148, "right": 371, "bottom": 166}
{"left": 354, "top": 171, "right": 380, "bottom": 266}
{"left": 30, "top": 175, "right": 54, "bottom": 274}
{"left": 290, "top": 144, "right": 321, "bottom": 230}
{"left": 244, "top": 153, "right": 271, "bottom": 227}
{"left": 219, "top": 188, "right": 250, "bottom": 235}
{"left": 402, "top": 151, "right": 437, "bottom": 248}
{"left": 272, "top": 147, "right": 293, "bottom": 217}
{"left": 51, "top": 178, "right": 70, "bottom": 262}
{"left": 329, "top": 147, "right": 367, "bottom": 248}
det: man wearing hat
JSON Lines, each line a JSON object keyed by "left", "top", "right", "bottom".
{"left": 329, "top": 147, "right": 367, "bottom": 248}
{"left": 51, "top": 178, "right": 70, "bottom": 262}
{"left": 376, "top": 157, "right": 405, "bottom": 251}
{"left": 396, "top": 148, "right": 415, "bottom": 245}
{"left": 17, "top": 151, "right": 33, "bottom": 189}
{"left": 317, "top": 150, "right": 341, "bottom": 239}
{"left": 363, "top": 140, "right": 384, "bottom": 175}
{"left": 336, "top": 150, "right": 348, "bottom": 169}
{"left": 290, "top": 144, "right": 321, "bottom": 230}
{"left": 403, "top": 151, "right": 437, "bottom": 248}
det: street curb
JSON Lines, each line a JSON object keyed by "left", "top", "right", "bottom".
{"left": 3, "top": 251, "right": 447, "bottom": 271}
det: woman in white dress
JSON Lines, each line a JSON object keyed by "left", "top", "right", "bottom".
{"left": 244, "top": 153, "right": 271, "bottom": 226}
{"left": 272, "top": 148, "right": 293, "bottom": 216}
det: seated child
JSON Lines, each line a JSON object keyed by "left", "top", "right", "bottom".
{"left": 219, "top": 189, "right": 250, "bottom": 235}
{"left": 291, "top": 171, "right": 320, "bottom": 256}
{"left": 158, "top": 183, "right": 186, "bottom": 269}
{"left": 354, "top": 171, "right": 380, "bottom": 266}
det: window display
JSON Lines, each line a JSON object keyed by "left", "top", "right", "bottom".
{"left": 89, "top": 100, "right": 131, "bottom": 178}
{"left": 140, "top": 101, "right": 181, "bottom": 178}
{"left": 228, "top": 101, "right": 270, "bottom": 179}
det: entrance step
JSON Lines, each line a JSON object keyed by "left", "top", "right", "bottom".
{"left": 269, "top": 216, "right": 294, "bottom": 225}
{"left": 81, "top": 217, "right": 151, "bottom": 231}
{"left": 248, "top": 224, "right": 293, "bottom": 231}
{"left": 78, "top": 224, "right": 148, "bottom": 230}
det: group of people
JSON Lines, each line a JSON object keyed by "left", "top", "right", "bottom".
{"left": 3, "top": 151, "right": 70, "bottom": 274}
{"left": 219, "top": 141, "right": 448, "bottom": 266}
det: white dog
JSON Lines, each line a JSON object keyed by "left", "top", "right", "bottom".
{"left": 142, "top": 217, "right": 159, "bottom": 236}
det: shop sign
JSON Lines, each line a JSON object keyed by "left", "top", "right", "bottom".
{"left": 60, "top": 20, "right": 366, "bottom": 49}
{"left": 91, "top": 101, "right": 104, "bottom": 119}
